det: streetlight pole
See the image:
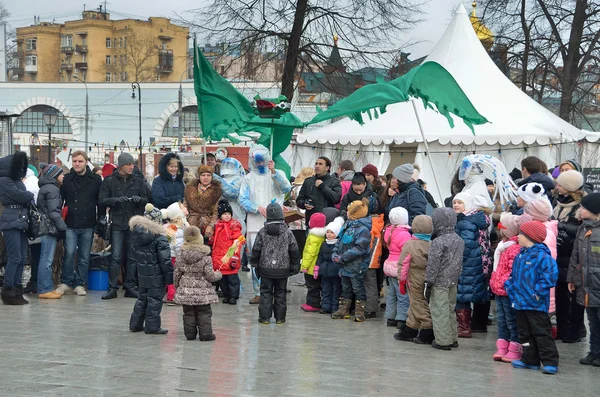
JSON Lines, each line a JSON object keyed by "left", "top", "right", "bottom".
{"left": 73, "top": 75, "right": 89, "bottom": 151}
{"left": 43, "top": 112, "right": 58, "bottom": 164}
{"left": 131, "top": 82, "right": 142, "bottom": 169}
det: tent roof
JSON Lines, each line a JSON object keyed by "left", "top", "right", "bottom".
{"left": 297, "top": 4, "right": 583, "bottom": 146}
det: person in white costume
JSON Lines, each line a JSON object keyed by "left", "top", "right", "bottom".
{"left": 213, "top": 157, "right": 247, "bottom": 235}
{"left": 239, "top": 144, "right": 291, "bottom": 304}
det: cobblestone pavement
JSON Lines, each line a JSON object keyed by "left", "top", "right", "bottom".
{"left": 0, "top": 271, "right": 597, "bottom": 397}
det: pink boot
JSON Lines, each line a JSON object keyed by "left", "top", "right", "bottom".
{"left": 502, "top": 341, "right": 522, "bottom": 363}
{"left": 493, "top": 339, "right": 509, "bottom": 361}
{"left": 301, "top": 304, "right": 320, "bottom": 312}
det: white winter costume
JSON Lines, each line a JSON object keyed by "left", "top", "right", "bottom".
{"left": 213, "top": 157, "right": 247, "bottom": 235}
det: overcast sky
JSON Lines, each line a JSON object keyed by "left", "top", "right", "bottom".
{"left": 4, "top": 0, "right": 465, "bottom": 59}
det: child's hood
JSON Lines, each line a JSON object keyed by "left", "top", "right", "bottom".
{"left": 462, "top": 210, "right": 489, "bottom": 230}
{"left": 129, "top": 215, "right": 166, "bottom": 246}
{"left": 308, "top": 226, "right": 327, "bottom": 238}
{"left": 432, "top": 208, "right": 457, "bottom": 236}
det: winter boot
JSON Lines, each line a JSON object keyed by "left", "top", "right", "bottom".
{"left": 397, "top": 320, "right": 406, "bottom": 330}
{"left": 331, "top": 298, "right": 351, "bottom": 319}
{"left": 23, "top": 280, "right": 37, "bottom": 294}
{"left": 353, "top": 300, "right": 366, "bottom": 322}
{"left": 502, "top": 342, "right": 522, "bottom": 363}
{"left": 413, "top": 329, "right": 435, "bottom": 345}
{"left": 456, "top": 309, "right": 472, "bottom": 338}
{"left": 1, "top": 286, "right": 20, "bottom": 305}
{"left": 493, "top": 339, "right": 509, "bottom": 361}
{"left": 394, "top": 326, "right": 419, "bottom": 341}
{"left": 14, "top": 285, "right": 29, "bottom": 305}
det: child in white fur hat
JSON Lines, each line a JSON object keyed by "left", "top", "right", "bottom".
{"left": 316, "top": 217, "right": 345, "bottom": 313}
{"left": 161, "top": 202, "right": 189, "bottom": 304}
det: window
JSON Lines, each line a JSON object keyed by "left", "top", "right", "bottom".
{"left": 26, "top": 38, "right": 37, "bottom": 51}
{"left": 113, "top": 38, "right": 117, "bottom": 48}
{"left": 122, "top": 72, "right": 128, "bottom": 81}
{"left": 119, "top": 37, "right": 123, "bottom": 48}
{"left": 60, "top": 35, "right": 72, "bottom": 48}
{"left": 120, "top": 54, "right": 126, "bottom": 66}
{"left": 123, "top": 37, "right": 127, "bottom": 47}
{"left": 25, "top": 55, "right": 37, "bottom": 66}
{"left": 106, "top": 38, "right": 111, "bottom": 48}
{"left": 105, "top": 72, "right": 111, "bottom": 82}
{"left": 162, "top": 106, "right": 201, "bottom": 137}
{"left": 161, "top": 42, "right": 166, "bottom": 50}
{"left": 82, "top": 54, "right": 86, "bottom": 62}
{"left": 105, "top": 55, "right": 111, "bottom": 65}
{"left": 13, "top": 105, "right": 73, "bottom": 134}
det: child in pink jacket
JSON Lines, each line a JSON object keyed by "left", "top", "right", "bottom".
{"left": 383, "top": 207, "right": 412, "bottom": 327}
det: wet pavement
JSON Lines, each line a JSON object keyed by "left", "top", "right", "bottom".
{"left": 1, "top": 271, "right": 598, "bottom": 396}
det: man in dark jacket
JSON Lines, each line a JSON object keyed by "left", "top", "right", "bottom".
{"left": 99, "top": 153, "right": 150, "bottom": 300}
{"left": 251, "top": 202, "right": 300, "bottom": 324}
{"left": 57, "top": 151, "right": 102, "bottom": 296}
{"left": 297, "top": 156, "right": 342, "bottom": 225}
{"left": 386, "top": 163, "right": 427, "bottom": 225}
{"left": 151, "top": 153, "right": 184, "bottom": 209}
{"left": 518, "top": 156, "right": 554, "bottom": 201}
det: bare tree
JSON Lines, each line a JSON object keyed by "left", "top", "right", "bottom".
{"left": 179, "top": 0, "right": 423, "bottom": 101}
{"left": 0, "top": 1, "right": 9, "bottom": 22}
{"left": 102, "top": 31, "right": 159, "bottom": 82}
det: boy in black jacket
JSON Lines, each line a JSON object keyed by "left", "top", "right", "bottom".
{"left": 251, "top": 202, "right": 300, "bottom": 324}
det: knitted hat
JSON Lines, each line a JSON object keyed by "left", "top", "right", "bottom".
{"left": 41, "top": 164, "right": 63, "bottom": 179}
{"left": 509, "top": 168, "right": 522, "bottom": 181}
{"left": 309, "top": 212, "right": 326, "bottom": 229}
{"left": 361, "top": 164, "right": 378, "bottom": 177}
{"left": 160, "top": 202, "right": 186, "bottom": 221}
{"left": 102, "top": 163, "right": 116, "bottom": 178}
{"left": 117, "top": 152, "right": 134, "bottom": 167}
{"left": 197, "top": 165, "right": 213, "bottom": 176}
{"left": 184, "top": 226, "right": 204, "bottom": 244}
{"left": 453, "top": 192, "right": 474, "bottom": 212}
{"left": 322, "top": 207, "right": 340, "bottom": 224}
{"left": 523, "top": 198, "right": 553, "bottom": 222}
{"left": 217, "top": 200, "right": 233, "bottom": 218}
{"left": 326, "top": 217, "right": 344, "bottom": 237}
{"left": 520, "top": 221, "right": 547, "bottom": 244}
{"left": 347, "top": 199, "right": 369, "bottom": 220}
{"left": 411, "top": 215, "right": 433, "bottom": 235}
{"left": 559, "top": 159, "right": 582, "bottom": 173}
{"left": 27, "top": 164, "right": 39, "bottom": 178}
{"left": 556, "top": 170, "right": 584, "bottom": 192}
{"left": 518, "top": 183, "right": 544, "bottom": 203}
{"left": 551, "top": 166, "right": 560, "bottom": 179}
{"left": 498, "top": 213, "right": 526, "bottom": 238}
{"left": 485, "top": 178, "right": 494, "bottom": 186}
{"left": 389, "top": 207, "right": 409, "bottom": 226}
{"left": 392, "top": 164, "right": 415, "bottom": 184}
{"left": 580, "top": 193, "right": 600, "bottom": 215}
{"left": 266, "top": 201, "right": 284, "bottom": 222}
{"left": 144, "top": 203, "right": 162, "bottom": 224}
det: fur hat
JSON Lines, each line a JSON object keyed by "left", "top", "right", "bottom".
{"left": 347, "top": 198, "right": 369, "bottom": 220}
{"left": 518, "top": 183, "right": 544, "bottom": 203}
{"left": 581, "top": 193, "right": 600, "bottom": 215}
{"left": 41, "top": 164, "right": 63, "bottom": 179}
{"left": 361, "top": 164, "right": 378, "bottom": 177}
{"left": 411, "top": 215, "right": 433, "bottom": 235}
{"left": 392, "top": 163, "right": 415, "bottom": 184}
{"left": 453, "top": 192, "right": 474, "bottom": 212}
{"left": 309, "top": 212, "right": 326, "bottom": 229}
{"left": 161, "top": 202, "right": 185, "bottom": 221}
{"left": 217, "top": 200, "right": 233, "bottom": 218}
{"left": 523, "top": 198, "right": 553, "bottom": 222}
{"left": 556, "top": 170, "right": 584, "bottom": 192}
{"left": 520, "top": 221, "right": 547, "bottom": 244}
{"left": 184, "top": 226, "right": 204, "bottom": 244}
{"left": 197, "top": 165, "right": 214, "bottom": 176}
{"left": 267, "top": 201, "right": 284, "bottom": 222}
{"left": 326, "top": 217, "right": 344, "bottom": 238}
{"left": 144, "top": 203, "right": 162, "bottom": 224}
{"left": 389, "top": 207, "right": 409, "bottom": 226}
{"left": 117, "top": 152, "right": 135, "bottom": 168}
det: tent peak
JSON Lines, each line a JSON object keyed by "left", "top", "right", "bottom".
{"left": 456, "top": 2, "right": 467, "bottom": 14}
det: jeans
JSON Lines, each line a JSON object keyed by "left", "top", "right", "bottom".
{"left": 38, "top": 235, "right": 57, "bottom": 294}
{"left": 341, "top": 274, "right": 365, "bottom": 301}
{"left": 62, "top": 228, "right": 94, "bottom": 288}
{"left": 587, "top": 307, "right": 600, "bottom": 356}
{"left": 109, "top": 229, "right": 136, "bottom": 291}
{"left": 385, "top": 276, "right": 409, "bottom": 321}
{"left": 3, "top": 229, "right": 28, "bottom": 287}
{"left": 516, "top": 310, "right": 559, "bottom": 366}
{"left": 496, "top": 295, "right": 518, "bottom": 342}
{"left": 321, "top": 276, "right": 342, "bottom": 313}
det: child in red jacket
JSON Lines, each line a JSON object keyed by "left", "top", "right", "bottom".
{"left": 490, "top": 213, "right": 530, "bottom": 362}
{"left": 211, "top": 200, "right": 244, "bottom": 304}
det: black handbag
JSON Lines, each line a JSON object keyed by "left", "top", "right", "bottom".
{"left": 96, "top": 209, "right": 112, "bottom": 241}
{"left": 39, "top": 211, "right": 58, "bottom": 237}
{"left": 27, "top": 203, "right": 42, "bottom": 240}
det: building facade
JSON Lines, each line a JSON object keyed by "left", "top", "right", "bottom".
{"left": 10, "top": 10, "right": 189, "bottom": 83}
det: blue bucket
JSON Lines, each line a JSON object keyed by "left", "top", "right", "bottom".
{"left": 88, "top": 270, "right": 109, "bottom": 291}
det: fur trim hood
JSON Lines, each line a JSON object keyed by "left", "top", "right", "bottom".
{"left": 181, "top": 240, "right": 211, "bottom": 255}
{"left": 129, "top": 215, "right": 166, "bottom": 236}
{"left": 308, "top": 226, "right": 327, "bottom": 238}
{"left": 0, "top": 151, "right": 29, "bottom": 181}
{"left": 158, "top": 152, "right": 184, "bottom": 181}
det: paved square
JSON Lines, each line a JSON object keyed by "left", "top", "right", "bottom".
{"left": 0, "top": 272, "right": 597, "bottom": 396}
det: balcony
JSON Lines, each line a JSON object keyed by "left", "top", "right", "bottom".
{"left": 25, "top": 64, "right": 37, "bottom": 73}
{"left": 75, "top": 62, "right": 88, "bottom": 69}
{"left": 158, "top": 35, "right": 173, "bottom": 41}
{"left": 61, "top": 63, "right": 74, "bottom": 71}
{"left": 75, "top": 45, "right": 88, "bottom": 53}
{"left": 76, "top": 31, "right": 87, "bottom": 36}
{"left": 61, "top": 46, "right": 74, "bottom": 54}
{"left": 25, "top": 49, "right": 37, "bottom": 55}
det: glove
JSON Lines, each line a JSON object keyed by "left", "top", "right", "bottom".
{"left": 131, "top": 195, "right": 142, "bottom": 203}
{"left": 399, "top": 280, "right": 407, "bottom": 295}
{"left": 301, "top": 268, "right": 307, "bottom": 274}
{"left": 424, "top": 282, "right": 432, "bottom": 304}
{"left": 118, "top": 196, "right": 130, "bottom": 203}
{"left": 313, "top": 266, "right": 319, "bottom": 279}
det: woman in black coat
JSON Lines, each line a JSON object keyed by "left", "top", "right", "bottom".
{"left": 0, "top": 152, "right": 34, "bottom": 305}
{"left": 152, "top": 153, "right": 185, "bottom": 209}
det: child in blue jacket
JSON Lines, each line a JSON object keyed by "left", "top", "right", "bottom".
{"left": 505, "top": 221, "right": 559, "bottom": 375}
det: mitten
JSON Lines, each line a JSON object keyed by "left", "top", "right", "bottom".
{"left": 313, "top": 266, "right": 319, "bottom": 279}
{"left": 399, "top": 279, "right": 407, "bottom": 295}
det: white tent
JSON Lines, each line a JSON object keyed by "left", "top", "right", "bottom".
{"left": 288, "top": 3, "right": 585, "bottom": 203}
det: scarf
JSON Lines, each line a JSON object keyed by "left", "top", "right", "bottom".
{"left": 493, "top": 237, "right": 517, "bottom": 271}
{"left": 413, "top": 233, "right": 431, "bottom": 241}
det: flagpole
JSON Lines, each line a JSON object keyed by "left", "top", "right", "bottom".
{"left": 194, "top": 33, "right": 209, "bottom": 167}
{"left": 411, "top": 99, "right": 444, "bottom": 206}
{"left": 270, "top": 118, "right": 274, "bottom": 155}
